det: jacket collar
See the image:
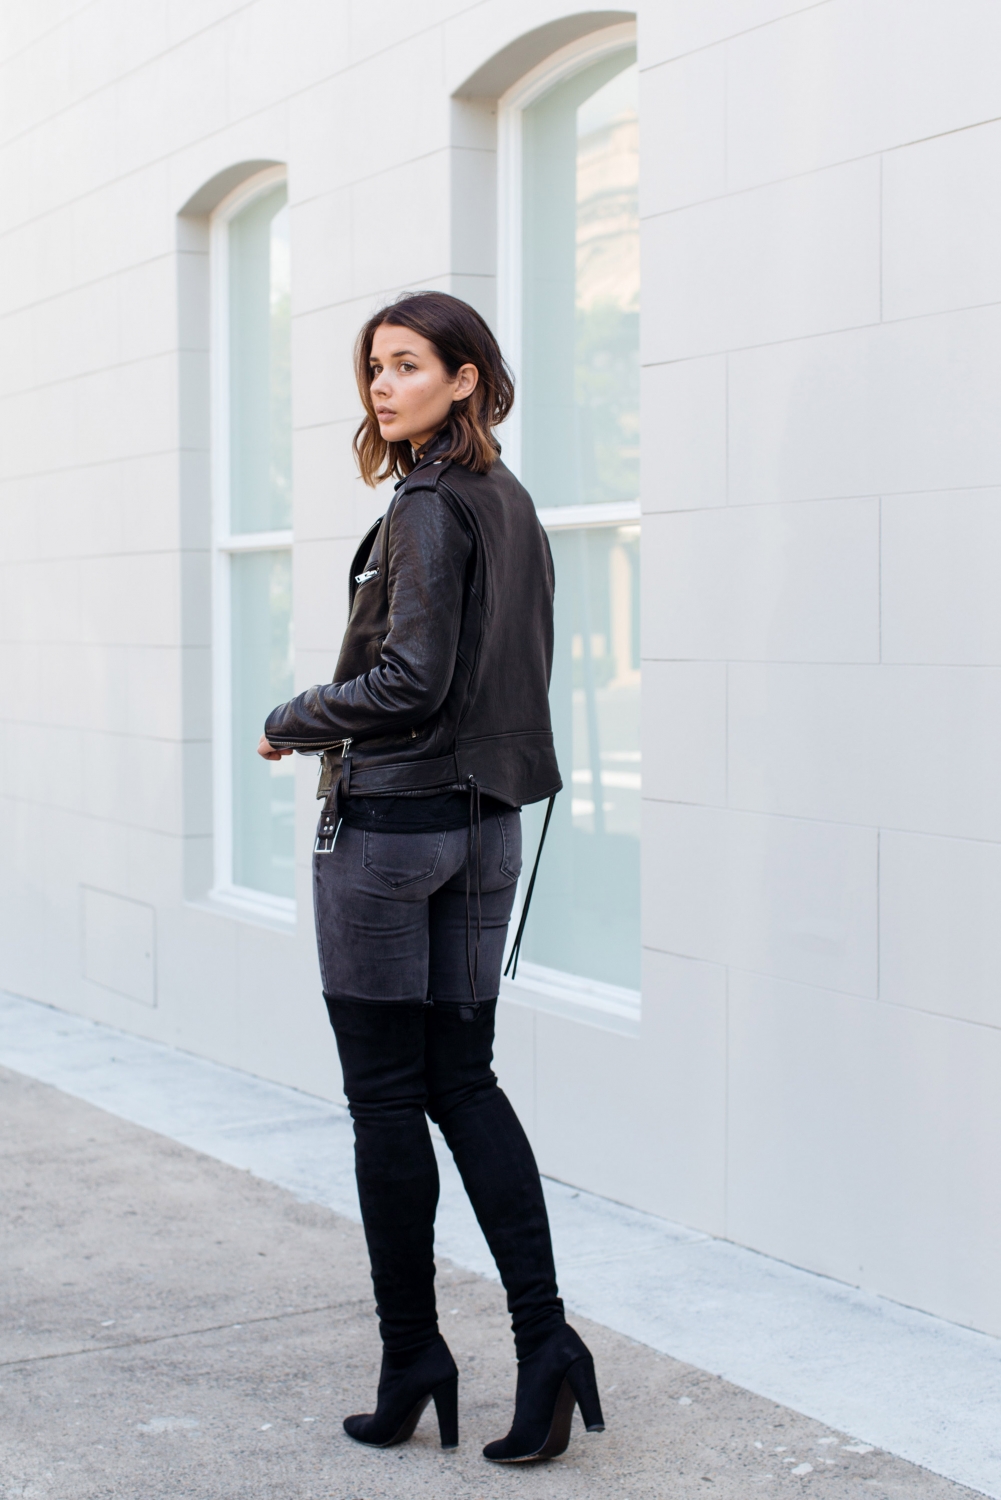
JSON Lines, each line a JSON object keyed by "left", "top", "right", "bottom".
{"left": 395, "top": 429, "right": 452, "bottom": 489}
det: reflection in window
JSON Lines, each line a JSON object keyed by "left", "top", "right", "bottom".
{"left": 229, "top": 185, "right": 292, "bottom": 534}
{"left": 525, "top": 525, "right": 641, "bottom": 988}
{"left": 230, "top": 549, "right": 294, "bottom": 897}
{"left": 518, "top": 51, "right": 640, "bottom": 990}
{"left": 522, "top": 53, "right": 639, "bottom": 509}
{"left": 217, "top": 180, "right": 294, "bottom": 903}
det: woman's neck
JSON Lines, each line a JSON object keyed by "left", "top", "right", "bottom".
{"left": 412, "top": 428, "right": 445, "bottom": 461}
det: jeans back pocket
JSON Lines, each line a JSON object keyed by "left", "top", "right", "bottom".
{"left": 362, "top": 829, "right": 446, "bottom": 890}
{"left": 497, "top": 810, "right": 523, "bottom": 883}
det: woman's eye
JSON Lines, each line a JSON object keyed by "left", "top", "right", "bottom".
{"left": 399, "top": 362, "right": 415, "bottom": 373}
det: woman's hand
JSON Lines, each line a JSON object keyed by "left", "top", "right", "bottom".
{"left": 257, "top": 734, "right": 292, "bottom": 762}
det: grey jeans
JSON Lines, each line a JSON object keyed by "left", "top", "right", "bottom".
{"left": 312, "top": 809, "right": 522, "bottom": 1003}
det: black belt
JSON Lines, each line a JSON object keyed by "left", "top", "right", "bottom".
{"left": 316, "top": 749, "right": 461, "bottom": 841}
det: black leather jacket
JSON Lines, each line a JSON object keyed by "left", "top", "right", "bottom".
{"left": 264, "top": 445, "right": 562, "bottom": 810}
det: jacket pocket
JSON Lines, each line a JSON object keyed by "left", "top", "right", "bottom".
{"left": 363, "top": 829, "right": 446, "bottom": 890}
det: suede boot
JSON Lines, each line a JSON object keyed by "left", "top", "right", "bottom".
{"left": 344, "top": 1334, "right": 459, "bottom": 1449}
{"left": 327, "top": 998, "right": 441, "bottom": 1354}
{"left": 426, "top": 999, "right": 566, "bottom": 1358}
{"left": 482, "top": 1325, "right": 604, "bottom": 1462}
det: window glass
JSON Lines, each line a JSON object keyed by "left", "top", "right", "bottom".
{"left": 228, "top": 185, "right": 291, "bottom": 534}
{"left": 521, "top": 525, "right": 640, "bottom": 988}
{"left": 521, "top": 52, "right": 639, "bottom": 508}
{"left": 518, "top": 51, "right": 641, "bottom": 990}
{"left": 220, "top": 177, "right": 294, "bottom": 903}
{"left": 230, "top": 550, "right": 294, "bottom": 897}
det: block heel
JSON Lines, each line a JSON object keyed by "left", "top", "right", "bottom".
{"left": 567, "top": 1353, "right": 605, "bottom": 1432}
{"left": 432, "top": 1373, "right": 459, "bottom": 1449}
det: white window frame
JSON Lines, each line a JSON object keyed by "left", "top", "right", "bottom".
{"left": 497, "top": 24, "right": 641, "bottom": 1034}
{"left": 209, "top": 166, "right": 295, "bottom": 929}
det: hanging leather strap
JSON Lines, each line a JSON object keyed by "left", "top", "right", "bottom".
{"left": 464, "top": 778, "right": 484, "bottom": 1002}
{"left": 503, "top": 793, "right": 557, "bottom": 982}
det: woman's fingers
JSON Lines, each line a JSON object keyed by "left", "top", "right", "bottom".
{"left": 257, "top": 734, "right": 291, "bottom": 761}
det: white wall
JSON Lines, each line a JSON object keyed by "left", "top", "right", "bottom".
{"left": 1, "top": 0, "right": 998, "bottom": 1338}
{"left": 634, "top": 0, "right": 1001, "bottom": 1338}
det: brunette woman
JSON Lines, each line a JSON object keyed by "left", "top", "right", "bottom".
{"left": 259, "top": 291, "right": 603, "bottom": 1463}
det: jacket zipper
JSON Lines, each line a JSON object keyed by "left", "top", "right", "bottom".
{"left": 268, "top": 734, "right": 354, "bottom": 753}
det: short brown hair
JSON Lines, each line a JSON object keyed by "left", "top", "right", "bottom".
{"left": 352, "top": 291, "right": 515, "bottom": 487}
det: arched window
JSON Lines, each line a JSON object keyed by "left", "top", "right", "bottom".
{"left": 500, "top": 24, "right": 640, "bottom": 1005}
{"left": 210, "top": 169, "right": 294, "bottom": 916}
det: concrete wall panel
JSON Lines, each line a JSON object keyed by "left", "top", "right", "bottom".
{"left": 643, "top": 801, "right": 878, "bottom": 997}
{"left": 643, "top": 159, "right": 881, "bottom": 362}
{"left": 727, "top": 663, "right": 1001, "bottom": 839}
{"left": 726, "top": 0, "right": 1001, "bottom": 189}
{"left": 643, "top": 500, "right": 880, "bottom": 663}
{"left": 881, "top": 489, "right": 1001, "bottom": 665}
{"left": 880, "top": 830, "right": 1001, "bottom": 1031}
{"left": 642, "top": 661, "right": 727, "bottom": 807}
{"left": 882, "top": 119, "right": 1001, "bottom": 323}
{"left": 728, "top": 307, "right": 1001, "bottom": 505}
{"left": 640, "top": 47, "right": 726, "bottom": 215}
{"left": 727, "top": 970, "right": 1001, "bottom": 1336}
{"left": 640, "top": 356, "right": 727, "bottom": 512}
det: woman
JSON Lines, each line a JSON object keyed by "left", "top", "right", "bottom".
{"left": 259, "top": 291, "right": 603, "bottom": 1463}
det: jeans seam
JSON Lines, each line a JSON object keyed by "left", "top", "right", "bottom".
{"left": 313, "top": 868, "right": 331, "bottom": 995}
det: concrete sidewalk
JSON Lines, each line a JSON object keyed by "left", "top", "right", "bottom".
{"left": 0, "top": 1065, "right": 981, "bottom": 1500}
{"left": 3, "top": 990, "right": 1001, "bottom": 1498}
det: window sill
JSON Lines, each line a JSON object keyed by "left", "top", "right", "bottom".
{"left": 535, "top": 499, "right": 640, "bottom": 531}
{"left": 189, "top": 886, "right": 296, "bottom": 934}
{"left": 500, "top": 961, "right": 640, "bottom": 1038}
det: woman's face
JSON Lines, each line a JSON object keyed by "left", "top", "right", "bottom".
{"left": 368, "top": 323, "right": 478, "bottom": 449}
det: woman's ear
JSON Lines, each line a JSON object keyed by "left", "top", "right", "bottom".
{"left": 453, "top": 362, "right": 480, "bottom": 401}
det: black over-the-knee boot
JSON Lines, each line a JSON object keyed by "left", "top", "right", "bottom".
{"left": 325, "top": 997, "right": 458, "bottom": 1449}
{"left": 427, "top": 999, "right": 604, "bottom": 1461}
{"left": 327, "top": 996, "right": 439, "bottom": 1353}
{"left": 425, "top": 999, "right": 566, "bottom": 1359}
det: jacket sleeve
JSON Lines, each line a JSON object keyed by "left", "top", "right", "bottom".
{"left": 263, "top": 490, "right": 472, "bottom": 749}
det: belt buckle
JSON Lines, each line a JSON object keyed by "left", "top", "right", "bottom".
{"left": 314, "top": 772, "right": 342, "bottom": 854}
{"left": 314, "top": 799, "right": 341, "bottom": 853}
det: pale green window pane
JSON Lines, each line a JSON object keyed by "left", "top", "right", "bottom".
{"left": 231, "top": 550, "right": 294, "bottom": 898}
{"left": 522, "top": 52, "right": 638, "bottom": 508}
{"left": 519, "top": 52, "right": 641, "bottom": 990}
{"left": 228, "top": 185, "right": 291, "bottom": 533}
{"left": 520, "top": 526, "right": 640, "bottom": 989}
